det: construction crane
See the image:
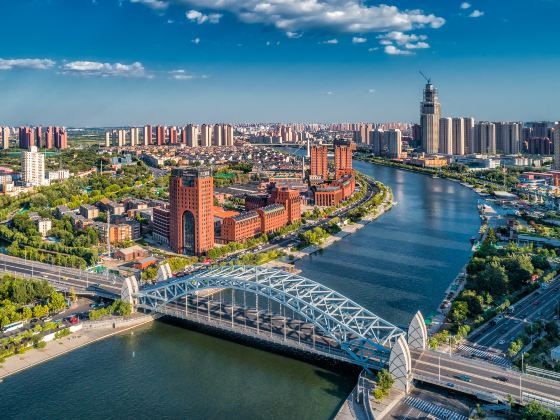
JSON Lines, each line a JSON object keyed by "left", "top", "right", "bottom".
{"left": 419, "top": 71, "right": 431, "bottom": 84}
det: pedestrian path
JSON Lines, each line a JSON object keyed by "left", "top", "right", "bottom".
{"left": 457, "top": 344, "right": 512, "bottom": 368}
{"left": 403, "top": 396, "right": 467, "bottom": 420}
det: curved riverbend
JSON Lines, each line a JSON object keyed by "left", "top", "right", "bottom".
{"left": 0, "top": 160, "right": 481, "bottom": 419}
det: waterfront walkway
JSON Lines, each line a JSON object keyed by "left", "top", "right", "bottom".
{"left": 0, "top": 314, "right": 153, "bottom": 380}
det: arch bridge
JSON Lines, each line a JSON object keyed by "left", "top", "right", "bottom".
{"left": 134, "top": 266, "right": 413, "bottom": 388}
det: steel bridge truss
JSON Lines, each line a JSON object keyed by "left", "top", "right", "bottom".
{"left": 136, "top": 266, "right": 404, "bottom": 369}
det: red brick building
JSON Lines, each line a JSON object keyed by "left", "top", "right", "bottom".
{"left": 256, "top": 204, "right": 288, "bottom": 234}
{"left": 169, "top": 167, "right": 214, "bottom": 256}
{"left": 314, "top": 185, "right": 343, "bottom": 207}
{"left": 310, "top": 145, "right": 328, "bottom": 181}
{"left": 335, "top": 174, "right": 356, "bottom": 200}
{"left": 245, "top": 194, "right": 269, "bottom": 211}
{"left": 153, "top": 205, "right": 170, "bottom": 244}
{"left": 334, "top": 139, "right": 353, "bottom": 179}
{"left": 269, "top": 186, "right": 301, "bottom": 224}
{"left": 221, "top": 211, "right": 262, "bottom": 243}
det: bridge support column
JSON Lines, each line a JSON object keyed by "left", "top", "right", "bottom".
{"left": 156, "top": 263, "right": 172, "bottom": 282}
{"left": 407, "top": 311, "right": 428, "bottom": 350}
{"left": 389, "top": 335, "right": 412, "bottom": 393}
{"left": 121, "top": 275, "right": 139, "bottom": 312}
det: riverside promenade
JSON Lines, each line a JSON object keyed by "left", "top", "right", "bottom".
{"left": 0, "top": 314, "right": 154, "bottom": 380}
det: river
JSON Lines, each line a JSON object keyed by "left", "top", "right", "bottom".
{"left": 0, "top": 160, "right": 480, "bottom": 419}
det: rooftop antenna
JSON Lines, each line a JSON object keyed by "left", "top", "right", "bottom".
{"left": 419, "top": 71, "right": 431, "bottom": 84}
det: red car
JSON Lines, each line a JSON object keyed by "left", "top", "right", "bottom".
{"left": 69, "top": 316, "right": 79, "bottom": 325}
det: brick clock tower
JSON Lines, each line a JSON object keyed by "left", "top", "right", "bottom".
{"left": 169, "top": 167, "right": 214, "bottom": 256}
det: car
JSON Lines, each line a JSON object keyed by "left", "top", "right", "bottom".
{"left": 533, "top": 300, "right": 540, "bottom": 306}
{"left": 492, "top": 376, "right": 508, "bottom": 382}
{"left": 446, "top": 382, "right": 455, "bottom": 388}
{"left": 498, "top": 339, "right": 506, "bottom": 345}
{"left": 455, "top": 374, "right": 471, "bottom": 382}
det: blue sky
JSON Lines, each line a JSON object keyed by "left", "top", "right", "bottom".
{"left": 1, "top": 0, "right": 559, "bottom": 126}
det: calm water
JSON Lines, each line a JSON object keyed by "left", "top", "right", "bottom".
{"left": 297, "top": 160, "right": 480, "bottom": 326}
{"left": 0, "top": 160, "right": 480, "bottom": 419}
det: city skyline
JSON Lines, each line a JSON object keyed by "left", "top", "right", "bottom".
{"left": 1, "top": 0, "right": 559, "bottom": 125}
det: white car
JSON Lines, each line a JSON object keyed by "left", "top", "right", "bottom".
{"left": 498, "top": 339, "right": 506, "bottom": 345}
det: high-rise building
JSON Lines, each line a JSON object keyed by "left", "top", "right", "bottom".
{"left": 212, "top": 124, "right": 222, "bottom": 146}
{"left": 310, "top": 145, "right": 328, "bottom": 181}
{"left": 223, "top": 124, "right": 234, "bottom": 146}
{"left": 186, "top": 124, "right": 198, "bottom": 147}
{"left": 420, "top": 81, "right": 441, "bottom": 154}
{"left": 130, "top": 127, "right": 139, "bottom": 146}
{"left": 19, "top": 127, "right": 35, "bottom": 149}
{"left": 117, "top": 129, "right": 126, "bottom": 147}
{"left": 370, "top": 128, "right": 385, "bottom": 156}
{"left": 45, "top": 126, "right": 53, "bottom": 149}
{"left": 451, "top": 118, "right": 465, "bottom": 155}
{"left": 169, "top": 167, "right": 214, "bottom": 256}
{"left": 156, "top": 125, "right": 165, "bottom": 145}
{"left": 143, "top": 125, "right": 152, "bottom": 146}
{"left": 55, "top": 127, "right": 68, "bottom": 149}
{"left": 200, "top": 124, "right": 211, "bottom": 147}
{"left": 169, "top": 126, "right": 178, "bottom": 144}
{"left": 496, "top": 122, "right": 522, "bottom": 155}
{"left": 438, "top": 118, "right": 453, "bottom": 155}
{"left": 473, "top": 122, "right": 496, "bottom": 154}
{"left": 463, "top": 117, "right": 475, "bottom": 154}
{"left": 35, "top": 127, "right": 43, "bottom": 148}
{"left": 334, "top": 139, "right": 353, "bottom": 179}
{"left": 21, "top": 146, "right": 45, "bottom": 186}
{"left": 386, "top": 129, "right": 402, "bottom": 159}
{"left": 1, "top": 127, "right": 10, "bottom": 149}
{"left": 554, "top": 125, "right": 560, "bottom": 170}
{"left": 355, "top": 123, "right": 373, "bottom": 145}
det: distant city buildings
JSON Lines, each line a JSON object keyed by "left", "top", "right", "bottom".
{"left": 17, "top": 126, "right": 67, "bottom": 150}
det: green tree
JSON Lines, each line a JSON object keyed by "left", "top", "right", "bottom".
{"left": 508, "top": 339, "right": 523, "bottom": 357}
{"left": 33, "top": 304, "right": 49, "bottom": 319}
{"left": 504, "top": 254, "right": 534, "bottom": 290}
{"left": 473, "top": 262, "right": 509, "bottom": 297}
{"left": 373, "top": 369, "right": 395, "bottom": 401}
{"left": 521, "top": 401, "right": 557, "bottom": 419}
{"left": 48, "top": 291, "right": 67, "bottom": 312}
{"left": 449, "top": 301, "right": 469, "bottom": 323}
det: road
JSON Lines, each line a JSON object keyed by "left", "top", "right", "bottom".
{"left": 412, "top": 349, "right": 560, "bottom": 404}
{"left": 459, "top": 277, "right": 560, "bottom": 357}
{"left": 0, "top": 253, "right": 122, "bottom": 297}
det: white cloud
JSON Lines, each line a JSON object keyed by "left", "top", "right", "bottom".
{"left": 377, "top": 31, "right": 429, "bottom": 52}
{"left": 384, "top": 45, "right": 412, "bottom": 56}
{"left": 191, "top": 37, "right": 201, "bottom": 44}
{"left": 368, "top": 88, "right": 376, "bottom": 94}
{"left": 135, "top": 1, "right": 445, "bottom": 34}
{"left": 129, "top": 0, "right": 168, "bottom": 10}
{"left": 378, "top": 31, "right": 427, "bottom": 46}
{"left": 352, "top": 37, "right": 367, "bottom": 44}
{"left": 0, "top": 58, "right": 55, "bottom": 70}
{"left": 286, "top": 31, "right": 302, "bottom": 38}
{"left": 460, "top": 2, "right": 471, "bottom": 9}
{"left": 169, "top": 69, "right": 208, "bottom": 80}
{"left": 186, "top": 9, "right": 222, "bottom": 24}
{"left": 469, "top": 9, "right": 484, "bottom": 17}
{"left": 368, "top": 47, "right": 379, "bottom": 52}
{"left": 61, "top": 61, "right": 151, "bottom": 78}
{"left": 322, "top": 38, "right": 338, "bottom": 44}
{"left": 404, "top": 41, "right": 430, "bottom": 49}
{"left": 325, "top": 91, "right": 333, "bottom": 95}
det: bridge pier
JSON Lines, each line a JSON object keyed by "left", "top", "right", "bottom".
{"left": 407, "top": 311, "right": 428, "bottom": 350}
{"left": 389, "top": 335, "right": 412, "bottom": 393}
{"left": 121, "top": 275, "right": 139, "bottom": 311}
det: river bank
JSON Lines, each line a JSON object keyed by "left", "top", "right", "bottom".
{"left": 285, "top": 179, "right": 394, "bottom": 263}
{"left": 0, "top": 314, "right": 155, "bottom": 380}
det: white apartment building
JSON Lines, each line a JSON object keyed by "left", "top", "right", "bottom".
{"left": 21, "top": 146, "right": 46, "bottom": 186}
